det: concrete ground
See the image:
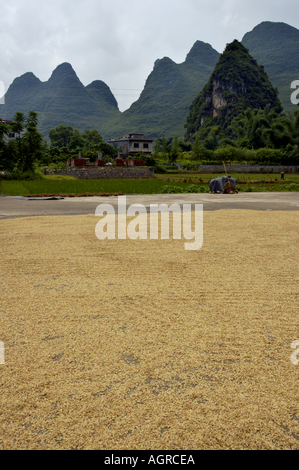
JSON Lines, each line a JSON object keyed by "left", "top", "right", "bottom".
{"left": 0, "top": 192, "right": 299, "bottom": 220}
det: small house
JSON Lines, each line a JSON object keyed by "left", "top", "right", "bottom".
{"left": 108, "top": 134, "right": 153, "bottom": 157}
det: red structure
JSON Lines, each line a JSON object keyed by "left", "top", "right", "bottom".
{"left": 124, "top": 158, "right": 145, "bottom": 167}
{"left": 67, "top": 159, "right": 88, "bottom": 167}
{"left": 133, "top": 159, "right": 145, "bottom": 166}
{"left": 114, "top": 157, "right": 125, "bottom": 166}
{"left": 95, "top": 159, "right": 105, "bottom": 167}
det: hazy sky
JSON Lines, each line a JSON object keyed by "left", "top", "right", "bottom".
{"left": 1, "top": 0, "right": 299, "bottom": 111}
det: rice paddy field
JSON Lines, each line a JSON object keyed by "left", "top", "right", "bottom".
{"left": 1, "top": 173, "right": 299, "bottom": 196}
{"left": 1, "top": 210, "right": 299, "bottom": 450}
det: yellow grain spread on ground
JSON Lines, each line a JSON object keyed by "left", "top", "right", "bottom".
{"left": 1, "top": 210, "right": 299, "bottom": 449}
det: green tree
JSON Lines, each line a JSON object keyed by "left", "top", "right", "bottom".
{"left": 203, "top": 126, "right": 220, "bottom": 150}
{"left": 230, "top": 107, "right": 296, "bottom": 150}
{"left": 49, "top": 124, "right": 74, "bottom": 148}
{"left": 81, "top": 129, "right": 103, "bottom": 151}
{"left": 161, "top": 136, "right": 173, "bottom": 161}
{"left": 10, "top": 112, "right": 25, "bottom": 164}
{"left": 48, "top": 125, "right": 117, "bottom": 163}
{"left": 152, "top": 138, "right": 162, "bottom": 158}
{"left": 0, "top": 120, "right": 10, "bottom": 170}
{"left": 98, "top": 141, "right": 117, "bottom": 159}
{"left": 170, "top": 136, "right": 180, "bottom": 163}
{"left": 69, "top": 129, "right": 84, "bottom": 150}
{"left": 0, "top": 120, "right": 8, "bottom": 150}
{"left": 192, "top": 133, "right": 203, "bottom": 160}
{"left": 21, "top": 111, "right": 43, "bottom": 171}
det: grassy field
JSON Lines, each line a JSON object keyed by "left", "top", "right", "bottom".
{"left": 1, "top": 174, "right": 299, "bottom": 196}
{"left": 156, "top": 172, "right": 299, "bottom": 181}
{"left": 1, "top": 177, "right": 194, "bottom": 196}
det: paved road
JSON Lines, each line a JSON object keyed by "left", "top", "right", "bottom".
{"left": 1, "top": 192, "right": 299, "bottom": 220}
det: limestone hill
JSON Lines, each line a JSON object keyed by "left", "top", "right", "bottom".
{"left": 185, "top": 40, "right": 282, "bottom": 141}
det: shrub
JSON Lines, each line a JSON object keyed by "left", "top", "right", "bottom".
{"left": 162, "top": 184, "right": 208, "bottom": 194}
{"left": 162, "top": 185, "right": 188, "bottom": 193}
{"left": 154, "top": 164, "right": 167, "bottom": 174}
{"left": 181, "top": 163, "right": 199, "bottom": 171}
{"left": 144, "top": 155, "right": 157, "bottom": 166}
{"left": 284, "top": 183, "right": 299, "bottom": 191}
{"left": 255, "top": 148, "right": 282, "bottom": 164}
{"left": 1, "top": 169, "right": 43, "bottom": 181}
{"left": 48, "top": 162, "right": 68, "bottom": 170}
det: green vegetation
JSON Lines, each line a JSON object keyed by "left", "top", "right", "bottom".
{"left": 0, "top": 111, "right": 44, "bottom": 172}
{"left": 185, "top": 40, "right": 282, "bottom": 142}
{"left": 1, "top": 110, "right": 299, "bottom": 190}
{"left": 162, "top": 184, "right": 208, "bottom": 193}
{"left": 182, "top": 119, "right": 299, "bottom": 164}
{"left": 2, "top": 173, "right": 299, "bottom": 196}
{"left": 0, "top": 119, "right": 118, "bottom": 174}
{"left": 151, "top": 112, "right": 299, "bottom": 165}
{"left": 182, "top": 38, "right": 299, "bottom": 166}
{"left": 155, "top": 172, "right": 299, "bottom": 181}
{"left": 242, "top": 21, "right": 299, "bottom": 115}
{"left": 46, "top": 124, "right": 117, "bottom": 164}
{"left": 1, "top": 177, "right": 206, "bottom": 196}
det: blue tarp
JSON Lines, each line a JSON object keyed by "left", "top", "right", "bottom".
{"left": 209, "top": 176, "right": 237, "bottom": 194}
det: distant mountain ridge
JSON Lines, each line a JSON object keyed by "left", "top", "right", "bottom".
{"left": 0, "top": 21, "right": 298, "bottom": 141}
{"left": 99, "top": 41, "right": 220, "bottom": 139}
{"left": 0, "top": 41, "right": 220, "bottom": 140}
{"left": 242, "top": 21, "right": 299, "bottom": 115}
{"left": 0, "top": 62, "right": 120, "bottom": 139}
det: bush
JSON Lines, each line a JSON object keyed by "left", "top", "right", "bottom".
{"left": 181, "top": 163, "right": 199, "bottom": 171}
{"left": 179, "top": 151, "right": 193, "bottom": 161}
{"left": 47, "top": 162, "right": 68, "bottom": 170}
{"left": 162, "top": 185, "right": 185, "bottom": 193}
{"left": 213, "top": 146, "right": 255, "bottom": 163}
{"left": 196, "top": 148, "right": 214, "bottom": 162}
{"left": 1, "top": 169, "right": 43, "bottom": 181}
{"left": 284, "top": 183, "right": 299, "bottom": 191}
{"left": 154, "top": 164, "right": 167, "bottom": 174}
{"left": 281, "top": 148, "right": 299, "bottom": 165}
{"left": 255, "top": 148, "right": 282, "bottom": 164}
{"left": 162, "top": 184, "right": 208, "bottom": 194}
{"left": 185, "top": 184, "right": 208, "bottom": 193}
{"left": 144, "top": 155, "right": 157, "bottom": 166}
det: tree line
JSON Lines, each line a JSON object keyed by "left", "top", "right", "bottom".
{"left": 0, "top": 115, "right": 118, "bottom": 173}
{"left": 188, "top": 105, "right": 299, "bottom": 165}
{"left": 0, "top": 111, "right": 44, "bottom": 173}
{"left": 1, "top": 106, "right": 299, "bottom": 175}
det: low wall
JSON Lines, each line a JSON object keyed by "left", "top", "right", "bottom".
{"left": 197, "top": 164, "right": 299, "bottom": 174}
{"left": 45, "top": 167, "right": 155, "bottom": 179}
